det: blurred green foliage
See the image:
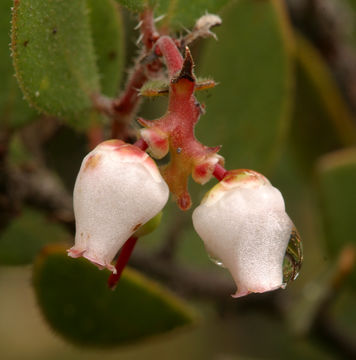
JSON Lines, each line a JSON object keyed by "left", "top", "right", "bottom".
{"left": 198, "top": 0, "right": 293, "bottom": 172}
{"left": 317, "top": 148, "right": 356, "bottom": 265}
{"left": 33, "top": 245, "right": 195, "bottom": 347}
{"left": 0, "top": 208, "right": 69, "bottom": 265}
{"left": 0, "top": 0, "right": 355, "bottom": 358}
{"left": 291, "top": 34, "right": 356, "bottom": 173}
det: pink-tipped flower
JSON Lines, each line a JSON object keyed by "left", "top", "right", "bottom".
{"left": 192, "top": 169, "right": 294, "bottom": 298}
{"left": 68, "top": 140, "right": 169, "bottom": 272}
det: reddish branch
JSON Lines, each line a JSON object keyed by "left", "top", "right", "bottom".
{"left": 138, "top": 37, "right": 225, "bottom": 209}
{"left": 111, "top": 65, "right": 147, "bottom": 139}
{"left": 100, "top": 9, "right": 162, "bottom": 140}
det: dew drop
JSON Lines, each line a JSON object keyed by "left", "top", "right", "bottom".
{"left": 283, "top": 226, "right": 303, "bottom": 285}
{"left": 208, "top": 252, "right": 226, "bottom": 268}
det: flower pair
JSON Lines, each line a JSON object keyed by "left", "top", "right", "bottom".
{"left": 68, "top": 140, "right": 296, "bottom": 297}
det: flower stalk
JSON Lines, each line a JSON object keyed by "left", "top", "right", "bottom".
{"left": 108, "top": 236, "right": 138, "bottom": 289}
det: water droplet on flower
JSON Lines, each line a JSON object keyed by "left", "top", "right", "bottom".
{"left": 208, "top": 252, "right": 225, "bottom": 268}
{"left": 283, "top": 226, "right": 303, "bottom": 285}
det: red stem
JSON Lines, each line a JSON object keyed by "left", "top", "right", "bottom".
{"left": 213, "top": 163, "right": 228, "bottom": 181}
{"left": 140, "top": 8, "right": 159, "bottom": 51}
{"left": 108, "top": 236, "right": 138, "bottom": 289}
{"left": 111, "top": 9, "right": 161, "bottom": 139}
{"left": 156, "top": 36, "right": 184, "bottom": 78}
{"left": 133, "top": 138, "right": 149, "bottom": 151}
{"left": 111, "top": 66, "right": 147, "bottom": 139}
{"left": 87, "top": 124, "right": 104, "bottom": 150}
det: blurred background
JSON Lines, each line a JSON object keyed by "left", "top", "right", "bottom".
{"left": 1, "top": 0, "right": 356, "bottom": 359}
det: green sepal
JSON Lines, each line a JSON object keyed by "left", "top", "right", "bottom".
{"left": 134, "top": 212, "right": 162, "bottom": 237}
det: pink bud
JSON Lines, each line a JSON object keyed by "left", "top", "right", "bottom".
{"left": 139, "top": 127, "right": 169, "bottom": 159}
{"left": 192, "top": 170, "right": 293, "bottom": 297}
{"left": 68, "top": 140, "right": 169, "bottom": 272}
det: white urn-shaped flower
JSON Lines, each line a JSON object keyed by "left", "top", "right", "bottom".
{"left": 192, "top": 169, "right": 294, "bottom": 297}
{"left": 68, "top": 140, "right": 169, "bottom": 272}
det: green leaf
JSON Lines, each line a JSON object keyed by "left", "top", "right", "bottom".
{"left": 316, "top": 147, "right": 356, "bottom": 257}
{"left": 116, "top": 0, "right": 147, "bottom": 13}
{"left": 0, "top": 208, "right": 70, "bottom": 265}
{"left": 87, "top": 0, "right": 125, "bottom": 97}
{"left": 11, "top": 0, "right": 100, "bottom": 127}
{"left": 0, "top": 0, "right": 36, "bottom": 128}
{"left": 290, "top": 34, "right": 356, "bottom": 173}
{"left": 197, "top": 0, "right": 294, "bottom": 173}
{"left": 33, "top": 245, "right": 196, "bottom": 347}
{"left": 134, "top": 211, "right": 162, "bottom": 237}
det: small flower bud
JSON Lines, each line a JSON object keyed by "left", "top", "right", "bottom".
{"left": 139, "top": 127, "right": 169, "bottom": 159}
{"left": 68, "top": 140, "right": 169, "bottom": 272}
{"left": 192, "top": 169, "right": 294, "bottom": 297}
{"left": 192, "top": 153, "right": 224, "bottom": 185}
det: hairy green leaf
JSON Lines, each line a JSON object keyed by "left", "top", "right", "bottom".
{"left": 88, "top": 0, "right": 125, "bottom": 97}
{"left": 11, "top": 0, "right": 100, "bottom": 127}
{"left": 0, "top": 0, "right": 36, "bottom": 128}
{"left": 33, "top": 245, "right": 196, "bottom": 347}
{"left": 197, "top": 0, "right": 294, "bottom": 173}
{"left": 0, "top": 208, "right": 69, "bottom": 265}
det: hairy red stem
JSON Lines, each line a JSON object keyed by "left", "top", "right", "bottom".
{"left": 111, "top": 9, "right": 161, "bottom": 139}
{"left": 156, "top": 36, "right": 183, "bottom": 77}
{"left": 108, "top": 236, "right": 138, "bottom": 289}
{"left": 140, "top": 8, "right": 159, "bottom": 51}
